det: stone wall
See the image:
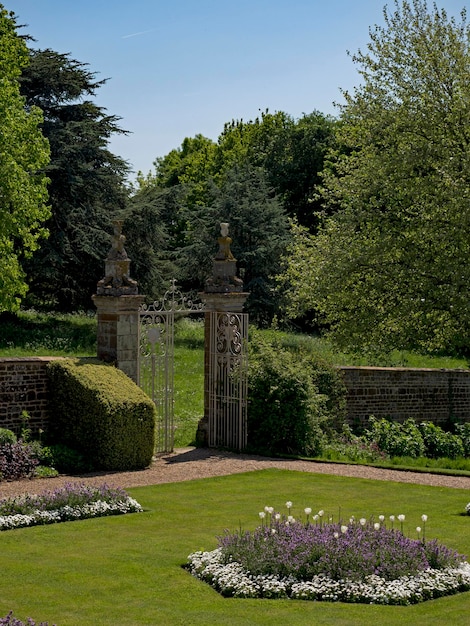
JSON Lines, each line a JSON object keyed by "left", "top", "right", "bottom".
{"left": 340, "top": 366, "right": 470, "bottom": 427}
{"left": 0, "top": 357, "right": 63, "bottom": 434}
{"left": 2, "top": 359, "right": 470, "bottom": 436}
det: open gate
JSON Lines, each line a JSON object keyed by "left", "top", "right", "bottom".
{"left": 137, "top": 281, "right": 203, "bottom": 453}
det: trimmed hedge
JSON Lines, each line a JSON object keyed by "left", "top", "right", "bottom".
{"left": 47, "top": 359, "right": 156, "bottom": 471}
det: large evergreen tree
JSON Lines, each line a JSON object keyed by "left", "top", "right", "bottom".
{"left": 281, "top": 1, "right": 470, "bottom": 355}
{"left": 0, "top": 7, "right": 50, "bottom": 312}
{"left": 19, "top": 48, "right": 129, "bottom": 311}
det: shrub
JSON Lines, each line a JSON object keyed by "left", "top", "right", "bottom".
{"left": 0, "top": 441, "right": 39, "bottom": 481}
{"left": 41, "top": 443, "right": 93, "bottom": 474}
{"left": 47, "top": 359, "right": 156, "bottom": 471}
{"left": 0, "top": 613, "right": 54, "bottom": 626}
{"left": 364, "top": 417, "right": 425, "bottom": 458}
{"left": 418, "top": 421, "right": 465, "bottom": 459}
{"left": 247, "top": 336, "right": 326, "bottom": 456}
{"left": 455, "top": 423, "right": 470, "bottom": 457}
{"left": 0, "top": 429, "right": 16, "bottom": 445}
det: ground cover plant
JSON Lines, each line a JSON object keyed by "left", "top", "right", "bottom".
{"left": 187, "top": 506, "right": 470, "bottom": 604}
{"left": 0, "top": 470, "right": 469, "bottom": 625}
{"left": 0, "top": 483, "right": 142, "bottom": 531}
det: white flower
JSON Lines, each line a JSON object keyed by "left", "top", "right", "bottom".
{"left": 421, "top": 514, "right": 428, "bottom": 522}
{"left": 286, "top": 501, "right": 292, "bottom": 509}
{"left": 379, "top": 515, "right": 385, "bottom": 522}
{"left": 416, "top": 526, "right": 421, "bottom": 533}
{"left": 389, "top": 515, "right": 395, "bottom": 522}
{"left": 264, "top": 506, "right": 274, "bottom": 515}
{"left": 304, "top": 507, "right": 312, "bottom": 515}
{"left": 359, "top": 518, "right": 366, "bottom": 526}
{"left": 259, "top": 512, "right": 266, "bottom": 519}
{"left": 274, "top": 513, "right": 281, "bottom": 521}
{"left": 318, "top": 510, "right": 324, "bottom": 517}
{"left": 374, "top": 523, "right": 380, "bottom": 530}
{"left": 340, "top": 525, "right": 348, "bottom": 534}
{"left": 334, "top": 532, "right": 339, "bottom": 538}
{"left": 397, "top": 514, "right": 405, "bottom": 522}
{"left": 287, "top": 515, "right": 295, "bottom": 523}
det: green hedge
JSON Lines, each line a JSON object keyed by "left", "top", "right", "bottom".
{"left": 47, "top": 359, "right": 156, "bottom": 471}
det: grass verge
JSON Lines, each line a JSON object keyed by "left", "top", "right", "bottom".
{"left": 0, "top": 469, "right": 469, "bottom": 625}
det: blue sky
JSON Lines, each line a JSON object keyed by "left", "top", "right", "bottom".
{"left": 12, "top": 0, "right": 467, "bottom": 179}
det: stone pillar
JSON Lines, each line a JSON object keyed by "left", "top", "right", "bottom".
{"left": 197, "top": 223, "right": 249, "bottom": 446}
{"left": 92, "top": 220, "right": 144, "bottom": 382}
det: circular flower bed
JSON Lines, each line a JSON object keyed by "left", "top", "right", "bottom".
{"left": 186, "top": 505, "right": 470, "bottom": 605}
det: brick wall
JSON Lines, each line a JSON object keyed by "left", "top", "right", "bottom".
{"left": 0, "top": 357, "right": 64, "bottom": 435}
{"left": 2, "top": 359, "right": 470, "bottom": 437}
{"left": 340, "top": 366, "right": 470, "bottom": 428}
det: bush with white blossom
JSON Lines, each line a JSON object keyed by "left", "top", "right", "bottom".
{"left": 186, "top": 503, "right": 470, "bottom": 605}
{"left": 0, "top": 482, "right": 142, "bottom": 531}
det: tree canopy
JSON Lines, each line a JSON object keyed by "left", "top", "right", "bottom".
{"left": 281, "top": 0, "right": 470, "bottom": 355}
{"left": 19, "top": 48, "right": 129, "bottom": 311}
{"left": 0, "top": 6, "right": 50, "bottom": 312}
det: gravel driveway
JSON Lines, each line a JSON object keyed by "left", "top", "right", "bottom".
{"left": 1, "top": 447, "right": 469, "bottom": 498}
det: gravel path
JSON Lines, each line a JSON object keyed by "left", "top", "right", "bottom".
{"left": 1, "top": 447, "right": 470, "bottom": 498}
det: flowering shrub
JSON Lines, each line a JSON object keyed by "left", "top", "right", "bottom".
{"left": 0, "top": 483, "right": 142, "bottom": 531}
{"left": 0, "top": 612, "right": 54, "bottom": 625}
{"left": 0, "top": 441, "right": 39, "bottom": 481}
{"left": 186, "top": 505, "right": 470, "bottom": 604}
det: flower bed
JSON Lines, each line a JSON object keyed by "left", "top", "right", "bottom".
{"left": 186, "top": 504, "right": 470, "bottom": 605}
{"left": 0, "top": 483, "right": 142, "bottom": 531}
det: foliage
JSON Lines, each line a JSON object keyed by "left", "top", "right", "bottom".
{"left": 364, "top": 417, "right": 425, "bottom": 458}
{"left": 321, "top": 424, "right": 388, "bottom": 463}
{"left": 19, "top": 48, "right": 129, "bottom": 311}
{"left": 188, "top": 505, "right": 468, "bottom": 604}
{"left": 39, "top": 443, "right": 93, "bottom": 474}
{"left": 0, "top": 7, "right": 50, "bottom": 313}
{"left": 247, "top": 335, "right": 327, "bottom": 456}
{"left": 281, "top": 1, "right": 470, "bottom": 355}
{"left": 455, "top": 423, "right": 470, "bottom": 457}
{"left": 418, "top": 421, "right": 465, "bottom": 459}
{"left": 0, "top": 482, "right": 142, "bottom": 531}
{"left": 364, "top": 416, "right": 470, "bottom": 460}
{"left": 47, "top": 359, "right": 156, "bottom": 470}
{"left": 0, "top": 429, "right": 16, "bottom": 445}
{"left": 0, "top": 440, "right": 39, "bottom": 480}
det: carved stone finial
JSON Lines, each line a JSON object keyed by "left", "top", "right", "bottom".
{"left": 205, "top": 222, "right": 244, "bottom": 293}
{"left": 96, "top": 220, "right": 138, "bottom": 296}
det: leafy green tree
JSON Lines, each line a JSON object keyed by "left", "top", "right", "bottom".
{"left": 19, "top": 49, "right": 129, "bottom": 311}
{"left": 281, "top": 0, "right": 470, "bottom": 355}
{"left": 0, "top": 7, "right": 50, "bottom": 312}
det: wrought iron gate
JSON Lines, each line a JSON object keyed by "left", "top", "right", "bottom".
{"left": 207, "top": 311, "right": 248, "bottom": 450}
{"left": 137, "top": 281, "right": 202, "bottom": 453}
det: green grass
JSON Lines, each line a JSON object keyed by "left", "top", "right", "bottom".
{"left": 0, "top": 470, "right": 469, "bottom": 625}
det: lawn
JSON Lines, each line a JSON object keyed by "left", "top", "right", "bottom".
{"left": 0, "top": 469, "right": 469, "bottom": 625}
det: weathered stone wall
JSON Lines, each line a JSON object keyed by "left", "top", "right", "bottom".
{"left": 340, "top": 366, "right": 470, "bottom": 427}
{"left": 0, "top": 357, "right": 64, "bottom": 434}
{"left": 2, "top": 359, "right": 470, "bottom": 436}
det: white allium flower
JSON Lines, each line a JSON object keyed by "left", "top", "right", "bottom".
{"left": 379, "top": 515, "right": 385, "bottom": 522}
{"left": 313, "top": 515, "right": 319, "bottom": 521}
{"left": 304, "top": 507, "right": 312, "bottom": 515}
{"left": 374, "top": 523, "right": 380, "bottom": 530}
{"left": 389, "top": 515, "right": 395, "bottom": 522}
{"left": 318, "top": 510, "right": 324, "bottom": 517}
{"left": 274, "top": 513, "right": 281, "bottom": 521}
{"left": 264, "top": 506, "right": 274, "bottom": 514}
{"left": 287, "top": 515, "right": 295, "bottom": 523}
{"left": 286, "top": 501, "right": 293, "bottom": 509}
{"left": 334, "top": 532, "right": 339, "bottom": 538}
{"left": 359, "top": 518, "right": 366, "bottom": 526}
{"left": 341, "top": 525, "right": 348, "bottom": 534}
{"left": 398, "top": 514, "right": 405, "bottom": 522}
{"left": 421, "top": 514, "right": 428, "bottom": 522}
{"left": 259, "top": 512, "right": 266, "bottom": 519}
{"left": 416, "top": 526, "right": 422, "bottom": 533}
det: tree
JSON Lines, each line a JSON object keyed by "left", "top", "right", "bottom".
{"left": 0, "top": 7, "right": 50, "bottom": 312}
{"left": 281, "top": 0, "right": 470, "bottom": 356}
{"left": 19, "top": 48, "right": 129, "bottom": 311}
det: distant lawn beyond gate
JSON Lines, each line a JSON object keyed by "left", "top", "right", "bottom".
{"left": 0, "top": 470, "right": 469, "bottom": 625}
